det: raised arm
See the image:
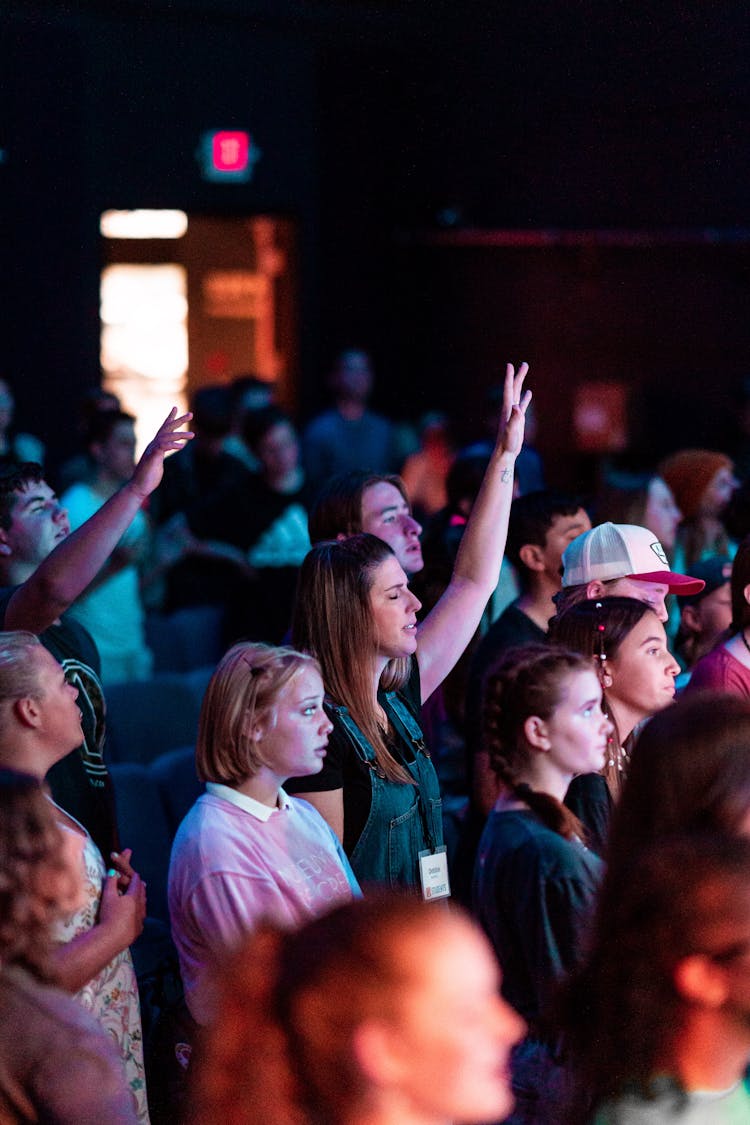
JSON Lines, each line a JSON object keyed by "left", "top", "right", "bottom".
{"left": 416, "top": 363, "right": 531, "bottom": 702}
{"left": 4, "top": 409, "right": 193, "bottom": 633}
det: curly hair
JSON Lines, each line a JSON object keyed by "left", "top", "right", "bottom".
{"left": 481, "top": 645, "right": 593, "bottom": 840}
{"left": 560, "top": 833, "right": 750, "bottom": 1120}
{"left": 0, "top": 769, "right": 68, "bottom": 980}
{"left": 188, "top": 895, "right": 461, "bottom": 1125}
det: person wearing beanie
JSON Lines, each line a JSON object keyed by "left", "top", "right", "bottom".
{"left": 659, "top": 449, "right": 739, "bottom": 570}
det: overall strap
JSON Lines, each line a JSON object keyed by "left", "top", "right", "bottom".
{"left": 324, "top": 699, "right": 379, "bottom": 767}
{"left": 384, "top": 692, "right": 439, "bottom": 852}
{"left": 383, "top": 690, "right": 428, "bottom": 751}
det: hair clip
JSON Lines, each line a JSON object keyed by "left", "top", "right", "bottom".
{"left": 594, "top": 601, "right": 608, "bottom": 664}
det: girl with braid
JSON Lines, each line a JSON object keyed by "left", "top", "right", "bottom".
{"left": 472, "top": 645, "right": 609, "bottom": 1125}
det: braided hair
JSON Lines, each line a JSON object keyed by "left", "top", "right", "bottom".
{"left": 482, "top": 644, "right": 594, "bottom": 840}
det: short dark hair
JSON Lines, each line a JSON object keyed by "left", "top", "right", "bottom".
{"left": 506, "top": 490, "right": 584, "bottom": 570}
{"left": 0, "top": 463, "right": 45, "bottom": 531}
{"left": 506, "top": 490, "right": 584, "bottom": 591}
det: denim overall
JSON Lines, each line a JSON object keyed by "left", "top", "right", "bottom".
{"left": 329, "top": 690, "right": 444, "bottom": 890}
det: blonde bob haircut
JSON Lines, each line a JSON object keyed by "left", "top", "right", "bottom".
{"left": 195, "top": 642, "right": 320, "bottom": 786}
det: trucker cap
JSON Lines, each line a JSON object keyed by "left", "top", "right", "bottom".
{"left": 561, "top": 523, "right": 705, "bottom": 595}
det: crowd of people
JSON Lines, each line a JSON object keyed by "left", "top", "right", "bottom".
{"left": 1, "top": 353, "right": 750, "bottom": 1124}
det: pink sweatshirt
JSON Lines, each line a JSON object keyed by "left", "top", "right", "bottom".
{"left": 168, "top": 785, "right": 359, "bottom": 1023}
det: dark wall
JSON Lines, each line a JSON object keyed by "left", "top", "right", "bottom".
{"left": 3, "top": 2, "right": 750, "bottom": 475}
{"left": 1, "top": 3, "right": 317, "bottom": 465}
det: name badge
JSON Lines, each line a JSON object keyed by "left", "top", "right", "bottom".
{"left": 418, "top": 846, "right": 451, "bottom": 901}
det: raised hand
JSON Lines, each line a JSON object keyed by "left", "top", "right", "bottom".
{"left": 498, "top": 361, "right": 532, "bottom": 457}
{"left": 130, "top": 408, "right": 194, "bottom": 500}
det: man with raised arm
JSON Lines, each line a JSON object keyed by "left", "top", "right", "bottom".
{"left": 0, "top": 408, "right": 193, "bottom": 857}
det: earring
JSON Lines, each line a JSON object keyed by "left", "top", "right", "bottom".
{"left": 601, "top": 672, "right": 613, "bottom": 688}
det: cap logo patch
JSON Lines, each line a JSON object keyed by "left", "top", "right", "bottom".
{"left": 650, "top": 541, "right": 668, "bottom": 566}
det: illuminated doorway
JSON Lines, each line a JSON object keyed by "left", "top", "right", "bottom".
{"left": 100, "top": 210, "right": 297, "bottom": 451}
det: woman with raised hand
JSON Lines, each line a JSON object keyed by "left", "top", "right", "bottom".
{"left": 188, "top": 894, "right": 525, "bottom": 1125}
{"left": 168, "top": 642, "right": 359, "bottom": 1027}
{"left": 473, "top": 645, "right": 609, "bottom": 1124}
{"left": 0, "top": 768, "right": 138, "bottom": 1124}
{"left": 287, "top": 362, "right": 530, "bottom": 892}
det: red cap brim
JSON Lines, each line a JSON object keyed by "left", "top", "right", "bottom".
{"left": 627, "top": 570, "right": 706, "bottom": 596}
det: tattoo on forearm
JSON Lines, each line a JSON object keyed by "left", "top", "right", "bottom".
{"left": 500, "top": 468, "right": 512, "bottom": 483}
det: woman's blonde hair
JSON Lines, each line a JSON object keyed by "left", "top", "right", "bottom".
{"left": 0, "top": 631, "right": 43, "bottom": 703}
{"left": 195, "top": 643, "right": 319, "bottom": 785}
{"left": 292, "top": 535, "right": 413, "bottom": 785}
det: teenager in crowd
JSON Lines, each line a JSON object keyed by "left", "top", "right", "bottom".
{"left": 555, "top": 522, "right": 703, "bottom": 622}
{"left": 61, "top": 410, "right": 153, "bottom": 684}
{"left": 169, "top": 642, "right": 359, "bottom": 1026}
{"left": 308, "top": 468, "right": 425, "bottom": 576}
{"left": 0, "top": 769, "right": 138, "bottom": 1124}
{"left": 0, "top": 407, "right": 192, "bottom": 857}
{"left": 188, "top": 895, "right": 525, "bottom": 1125}
{"left": 287, "top": 363, "right": 531, "bottom": 891}
{"left": 548, "top": 597, "right": 680, "bottom": 853}
{"left": 473, "top": 646, "right": 608, "bottom": 1124}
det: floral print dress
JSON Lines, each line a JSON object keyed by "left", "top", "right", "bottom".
{"left": 54, "top": 816, "right": 150, "bottom": 1123}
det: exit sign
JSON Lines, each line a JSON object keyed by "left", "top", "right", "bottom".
{"left": 198, "top": 129, "right": 261, "bottom": 183}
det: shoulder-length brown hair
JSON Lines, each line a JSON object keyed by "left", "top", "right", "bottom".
{"left": 195, "top": 643, "right": 320, "bottom": 786}
{"left": 293, "top": 534, "right": 413, "bottom": 784}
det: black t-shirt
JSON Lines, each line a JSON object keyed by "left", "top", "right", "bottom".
{"left": 286, "top": 661, "right": 423, "bottom": 855}
{"left": 564, "top": 773, "right": 612, "bottom": 858}
{"left": 473, "top": 808, "right": 603, "bottom": 1027}
{"left": 0, "top": 588, "right": 118, "bottom": 858}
